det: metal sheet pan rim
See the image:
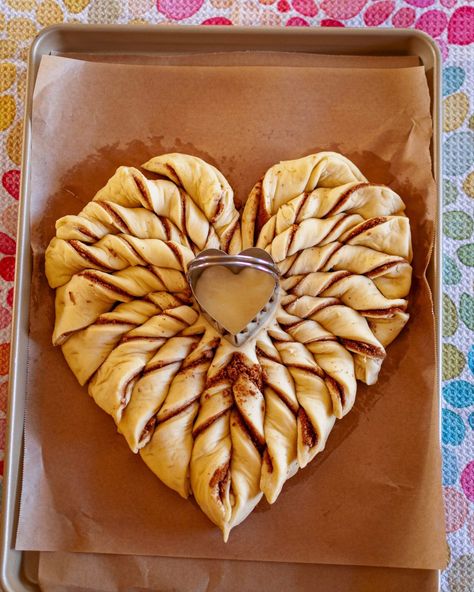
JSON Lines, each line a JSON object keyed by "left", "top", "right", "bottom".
{"left": 0, "top": 24, "right": 442, "bottom": 592}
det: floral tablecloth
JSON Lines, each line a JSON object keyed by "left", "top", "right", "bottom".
{"left": 0, "top": 0, "right": 473, "bottom": 590}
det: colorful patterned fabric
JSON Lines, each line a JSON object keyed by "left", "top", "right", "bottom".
{"left": 0, "top": 1, "right": 472, "bottom": 589}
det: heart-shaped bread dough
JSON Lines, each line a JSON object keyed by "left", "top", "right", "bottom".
{"left": 45, "top": 151, "right": 412, "bottom": 541}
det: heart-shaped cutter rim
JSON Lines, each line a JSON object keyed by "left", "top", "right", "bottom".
{"left": 187, "top": 248, "right": 280, "bottom": 347}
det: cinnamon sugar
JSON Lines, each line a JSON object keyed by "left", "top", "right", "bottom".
{"left": 232, "top": 408, "right": 265, "bottom": 454}
{"left": 344, "top": 216, "right": 387, "bottom": 242}
{"left": 325, "top": 182, "right": 371, "bottom": 217}
{"left": 132, "top": 172, "right": 153, "bottom": 209}
{"left": 96, "top": 200, "right": 132, "bottom": 234}
{"left": 255, "top": 180, "right": 270, "bottom": 238}
{"left": 165, "top": 241, "right": 185, "bottom": 269}
{"left": 79, "top": 270, "right": 133, "bottom": 299}
{"left": 75, "top": 224, "right": 100, "bottom": 241}
{"left": 263, "top": 449, "right": 274, "bottom": 473}
{"left": 366, "top": 259, "right": 406, "bottom": 277}
{"left": 226, "top": 352, "right": 262, "bottom": 389}
{"left": 192, "top": 407, "right": 231, "bottom": 438}
{"left": 339, "top": 338, "right": 385, "bottom": 359}
{"left": 138, "top": 416, "right": 157, "bottom": 445}
{"left": 70, "top": 239, "right": 113, "bottom": 271}
{"left": 210, "top": 195, "right": 225, "bottom": 224}
{"left": 361, "top": 305, "right": 407, "bottom": 317}
{"left": 298, "top": 408, "right": 318, "bottom": 448}
{"left": 325, "top": 375, "right": 346, "bottom": 407}
{"left": 209, "top": 461, "right": 230, "bottom": 503}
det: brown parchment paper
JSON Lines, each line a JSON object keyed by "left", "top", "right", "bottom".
{"left": 53, "top": 50, "right": 421, "bottom": 68}
{"left": 38, "top": 552, "right": 439, "bottom": 592}
{"left": 16, "top": 53, "right": 447, "bottom": 570}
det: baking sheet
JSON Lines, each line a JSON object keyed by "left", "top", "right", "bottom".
{"left": 38, "top": 552, "right": 439, "bottom": 592}
{"left": 15, "top": 52, "right": 446, "bottom": 570}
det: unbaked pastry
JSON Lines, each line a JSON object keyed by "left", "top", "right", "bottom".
{"left": 46, "top": 152, "right": 412, "bottom": 540}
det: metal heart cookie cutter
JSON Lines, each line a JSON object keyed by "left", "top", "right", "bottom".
{"left": 187, "top": 248, "right": 280, "bottom": 347}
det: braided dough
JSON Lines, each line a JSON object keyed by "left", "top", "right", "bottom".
{"left": 46, "top": 152, "right": 412, "bottom": 540}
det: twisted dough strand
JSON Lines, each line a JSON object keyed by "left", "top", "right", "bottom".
{"left": 62, "top": 293, "right": 187, "bottom": 385}
{"left": 282, "top": 271, "right": 408, "bottom": 318}
{"left": 53, "top": 265, "right": 190, "bottom": 345}
{"left": 256, "top": 182, "right": 405, "bottom": 248}
{"left": 263, "top": 215, "right": 412, "bottom": 263}
{"left": 67, "top": 165, "right": 221, "bottom": 251}
{"left": 143, "top": 153, "right": 242, "bottom": 254}
{"left": 275, "top": 339, "right": 335, "bottom": 469}
{"left": 140, "top": 325, "right": 220, "bottom": 498}
{"left": 190, "top": 339, "right": 265, "bottom": 540}
{"left": 88, "top": 305, "right": 198, "bottom": 424}
{"left": 276, "top": 306, "right": 357, "bottom": 418}
{"left": 256, "top": 330, "right": 299, "bottom": 503}
{"left": 46, "top": 236, "right": 194, "bottom": 289}
{"left": 280, "top": 243, "right": 411, "bottom": 300}
{"left": 242, "top": 152, "right": 367, "bottom": 248}
{"left": 119, "top": 335, "right": 201, "bottom": 452}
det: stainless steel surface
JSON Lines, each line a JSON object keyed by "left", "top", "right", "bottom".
{"left": 0, "top": 24, "right": 442, "bottom": 592}
{"left": 188, "top": 250, "right": 280, "bottom": 281}
{"left": 188, "top": 248, "right": 280, "bottom": 346}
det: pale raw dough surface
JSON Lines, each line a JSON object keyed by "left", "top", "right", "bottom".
{"left": 45, "top": 151, "right": 412, "bottom": 540}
